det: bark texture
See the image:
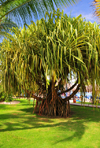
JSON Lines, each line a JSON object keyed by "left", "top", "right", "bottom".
{"left": 27, "top": 79, "right": 80, "bottom": 117}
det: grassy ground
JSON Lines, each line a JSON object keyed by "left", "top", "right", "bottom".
{"left": 0, "top": 99, "right": 100, "bottom": 148}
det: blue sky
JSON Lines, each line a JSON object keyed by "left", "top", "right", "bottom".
{"left": 61, "top": 0, "right": 98, "bottom": 23}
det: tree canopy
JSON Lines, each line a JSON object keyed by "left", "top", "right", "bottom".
{"left": 0, "top": 0, "right": 100, "bottom": 38}
{"left": 1, "top": 9, "right": 100, "bottom": 116}
{"left": 0, "top": 0, "right": 79, "bottom": 39}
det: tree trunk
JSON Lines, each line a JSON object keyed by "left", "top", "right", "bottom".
{"left": 33, "top": 80, "right": 80, "bottom": 117}
{"left": 34, "top": 77, "right": 70, "bottom": 117}
{"left": 37, "top": 93, "right": 70, "bottom": 117}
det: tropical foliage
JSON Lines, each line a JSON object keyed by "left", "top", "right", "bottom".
{"left": 0, "top": 0, "right": 100, "bottom": 25}
{"left": 93, "top": 0, "right": 100, "bottom": 20}
{"left": 0, "top": 91, "right": 13, "bottom": 102}
{"left": 0, "top": 17, "right": 17, "bottom": 37}
{"left": 0, "top": 0, "right": 100, "bottom": 37}
{"left": 0, "top": 0, "right": 77, "bottom": 23}
{"left": 1, "top": 9, "right": 100, "bottom": 116}
{"left": 0, "top": 0, "right": 100, "bottom": 38}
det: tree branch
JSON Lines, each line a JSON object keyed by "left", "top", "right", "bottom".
{"left": 64, "top": 84, "right": 80, "bottom": 101}
{"left": 32, "top": 94, "right": 43, "bottom": 101}
{"left": 58, "top": 79, "right": 78, "bottom": 95}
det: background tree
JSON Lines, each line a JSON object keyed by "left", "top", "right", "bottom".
{"left": 93, "top": 0, "right": 100, "bottom": 20}
{"left": 1, "top": 9, "right": 100, "bottom": 117}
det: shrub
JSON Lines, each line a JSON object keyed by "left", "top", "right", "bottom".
{"left": 5, "top": 94, "right": 13, "bottom": 102}
{"left": 0, "top": 92, "right": 13, "bottom": 102}
{"left": 0, "top": 92, "right": 6, "bottom": 102}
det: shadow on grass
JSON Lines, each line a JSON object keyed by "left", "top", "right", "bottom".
{"left": 0, "top": 105, "right": 100, "bottom": 143}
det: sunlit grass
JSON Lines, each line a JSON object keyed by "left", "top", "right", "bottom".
{"left": 0, "top": 99, "right": 100, "bottom": 148}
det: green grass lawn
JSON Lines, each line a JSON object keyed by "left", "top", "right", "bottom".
{"left": 0, "top": 99, "right": 100, "bottom": 148}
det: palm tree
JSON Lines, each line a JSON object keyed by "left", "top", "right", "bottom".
{"left": 93, "top": 0, "right": 100, "bottom": 20}
{"left": 0, "top": 17, "right": 17, "bottom": 37}
{"left": 0, "top": 0, "right": 78, "bottom": 24}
